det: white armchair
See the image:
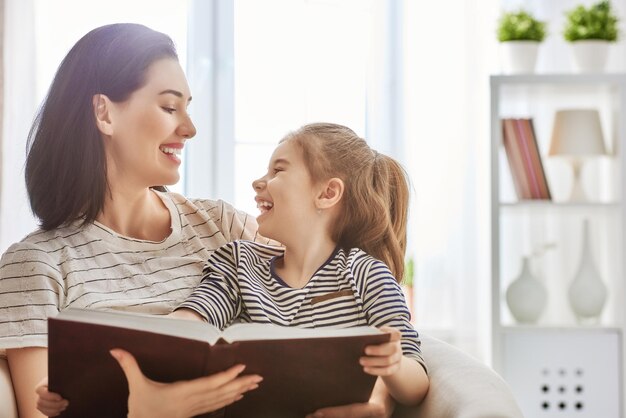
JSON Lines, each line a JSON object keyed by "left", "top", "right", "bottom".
{"left": 0, "top": 354, "right": 17, "bottom": 418}
{"left": 0, "top": 334, "right": 522, "bottom": 418}
{"left": 394, "top": 334, "right": 523, "bottom": 418}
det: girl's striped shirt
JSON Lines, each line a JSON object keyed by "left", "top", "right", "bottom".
{"left": 179, "top": 240, "right": 426, "bottom": 370}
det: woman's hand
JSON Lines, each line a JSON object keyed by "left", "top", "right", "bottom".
{"left": 167, "top": 308, "right": 204, "bottom": 321}
{"left": 360, "top": 326, "right": 403, "bottom": 377}
{"left": 305, "top": 377, "right": 394, "bottom": 418}
{"left": 110, "top": 349, "right": 262, "bottom": 418}
{"left": 36, "top": 378, "right": 68, "bottom": 417}
{"left": 305, "top": 402, "right": 387, "bottom": 418}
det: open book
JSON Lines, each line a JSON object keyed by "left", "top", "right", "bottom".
{"left": 48, "top": 308, "right": 389, "bottom": 418}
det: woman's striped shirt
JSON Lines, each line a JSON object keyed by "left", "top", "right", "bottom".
{"left": 179, "top": 240, "right": 425, "bottom": 369}
{"left": 0, "top": 191, "right": 263, "bottom": 350}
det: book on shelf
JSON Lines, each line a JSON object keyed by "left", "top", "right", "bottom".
{"left": 502, "top": 119, "right": 531, "bottom": 199}
{"left": 501, "top": 118, "right": 551, "bottom": 200}
{"left": 48, "top": 308, "right": 389, "bottom": 418}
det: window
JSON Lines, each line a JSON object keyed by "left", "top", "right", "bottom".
{"left": 232, "top": 0, "right": 375, "bottom": 214}
{"left": 1, "top": 0, "right": 189, "bottom": 252}
{"left": 34, "top": 0, "right": 188, "bottom": 105}
{"left": 3, "top": 0, "right": 496, "bottom": 360}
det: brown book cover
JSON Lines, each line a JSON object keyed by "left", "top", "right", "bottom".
{"left": 523, "top": 119, "right": 551, "bottom": 200}
{"left": 502, "top": 118, "right": 531, "bottom": 199}
{"left": 513, "top": 118, "right": 542, "bottom": 199}
{"left": 48, "top": 309, "right": 389, "bottom": 418}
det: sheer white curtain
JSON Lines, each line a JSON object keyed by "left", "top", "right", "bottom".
{"left": 0, "top": 0, "right": 37, "bottom": 253}
{"left": 0, "top": 0, "right": 3, "bottom": 233}
{"left": 190, "top": 0, "right": 501, "bottom": 361}
{"left": 2, "top": 0, "right": 502, "bottom": 362}
{"left": 403, "top": 0, "right": 499, "bottom": 361}
{"left": 186, "top": 0, "right": 501, "bottom": 362}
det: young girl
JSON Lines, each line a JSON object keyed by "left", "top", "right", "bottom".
{"left": 176, "top": 122, "right": 429, "bottom": 406}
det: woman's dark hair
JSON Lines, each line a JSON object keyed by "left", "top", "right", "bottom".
{"left": 25, "top": 23, "right": 177, "bottom": 230}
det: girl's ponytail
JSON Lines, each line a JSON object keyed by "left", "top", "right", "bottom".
{"left": 284, "top": 123, "right": 410, "bottom": 282}
{"left": 340, "top": 152, "right": 408, "bottom": 281}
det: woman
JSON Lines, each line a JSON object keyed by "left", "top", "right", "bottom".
{"left": 0, "top": 23, "right": 394, "bottom": 418}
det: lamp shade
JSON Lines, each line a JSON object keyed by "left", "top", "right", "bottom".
{"left": 548, "top": 109, "right": 607, "bottom": 157}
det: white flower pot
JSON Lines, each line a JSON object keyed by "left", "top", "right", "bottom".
{"left": 500, "top": 41, "right": 540, "bottom": 74}
{"left": 571, "top": 40, "right": 610, "bottom": 73}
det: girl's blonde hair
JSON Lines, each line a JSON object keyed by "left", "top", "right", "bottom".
{"left": 281, "top": 123, "right": 409, "bottom": 282}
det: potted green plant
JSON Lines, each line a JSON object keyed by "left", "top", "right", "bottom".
{"left": 563, "top": 0, "right": 619, "bottom": 72}
{"left": 497, "top": 10, "right": 547, "bottom": 74}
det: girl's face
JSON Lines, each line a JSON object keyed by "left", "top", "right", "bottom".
{"left": 252, "top": 140, "right": 320, "bottom": 243}
{"left": 104, "top": 58, "right": 196, "bottom": 189}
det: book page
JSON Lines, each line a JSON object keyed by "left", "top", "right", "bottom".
{"left": 222, "top": 322, "right": 382, "bottom": 342}
{"left": 55, "top": 308, "right": 221, "bottom": 343}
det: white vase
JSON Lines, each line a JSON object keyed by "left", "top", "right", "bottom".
{"left": 506, "top": 256, "right": 547, "bottom": 323}
{"left": 568, "top": 219, "right": 607, "bottom": 322}
{"left": 570, "top": 40, "right": 610, "bottom": 73}
{"left": 500, "top": 41, "right": 540, "bottom": 74}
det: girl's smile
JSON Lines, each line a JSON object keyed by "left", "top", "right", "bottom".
{"left": 255, "top": 197, "right": 274, "bottom": 217}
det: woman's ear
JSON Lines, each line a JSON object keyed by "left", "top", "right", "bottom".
{"left": 316, "top": 178, "right": 344, "bottom": 210}
{"left": 92, "top": 94, "right": 114, "bottom": 136}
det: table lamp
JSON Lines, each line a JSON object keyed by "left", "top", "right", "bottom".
{"left": 548, "top": 109, "right": 607, "bottom": 201}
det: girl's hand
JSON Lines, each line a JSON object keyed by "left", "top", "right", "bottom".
{"left": 35, "top": 377, "right": 68, "bottom": 417}
{"left": 110, "top": 349, "right": 262, "bottom": 418}
{"left": 359, "top": 326, "right": 403, "bottom": 377}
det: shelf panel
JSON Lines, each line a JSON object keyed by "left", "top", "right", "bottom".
{"left": 491, "top": 73, "right": 626, "bottom": 87}
{"left": 499, "top": 325, "right": 622, "bottom": 334}
{"left": 500, "top": 201, "right": 621, "bottom": 210}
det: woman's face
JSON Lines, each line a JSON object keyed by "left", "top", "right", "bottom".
{"left": 104, "top": 58, "right": 196, "bottom": 189}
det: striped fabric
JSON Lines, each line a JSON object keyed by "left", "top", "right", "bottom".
{"left": 0, "top": 191, "right": 264, "bottom": 349}
{"left": 179, "top": 240, "right": 425, "bottom": 367}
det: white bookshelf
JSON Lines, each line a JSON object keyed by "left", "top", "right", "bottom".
{"left": 490, "top": 73, "right": 626, "bottom": 417}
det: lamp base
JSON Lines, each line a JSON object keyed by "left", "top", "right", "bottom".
{"left": 568, "top": 159, "right": 588, "bottom": 202}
